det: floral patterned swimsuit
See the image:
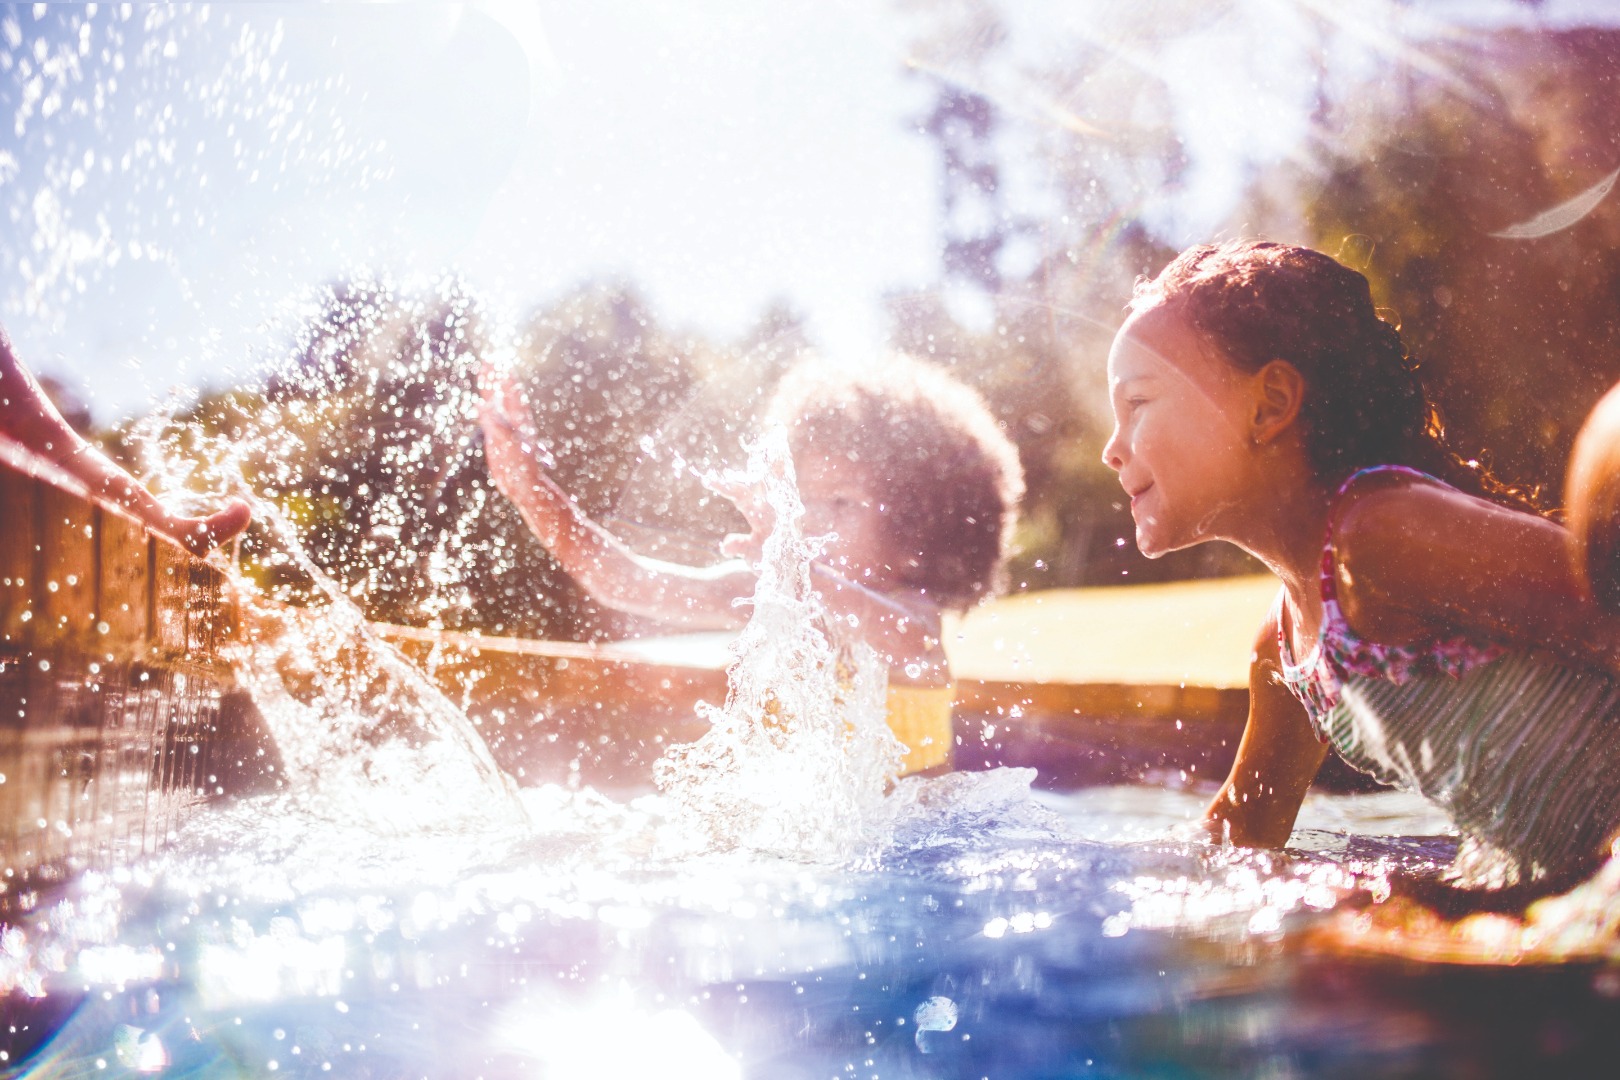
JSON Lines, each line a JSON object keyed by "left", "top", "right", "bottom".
{"left": 1275, "top": 465, "right": 1620, "bottom": 888}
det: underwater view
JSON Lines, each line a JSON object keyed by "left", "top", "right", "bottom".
{"left": 6, "top": 2, "right": 1620, "bottom": 1077}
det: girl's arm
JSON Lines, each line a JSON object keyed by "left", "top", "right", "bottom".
{"left": 1331, "top": 479, "right": 1620, "bottom": 675}
{"left": 0, "top": 328, "right": 249, "bottom": 556}
{"left": 1207, "top": 607, "right": 1330, "bottom": 847}
{"left": 479, "top": 381, "right": 754, "bottom": 630}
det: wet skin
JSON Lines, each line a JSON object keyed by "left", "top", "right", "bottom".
{"left": 794, "top": 453, "right": 895, "bottom": 593}
{"left": 1101, "top": 303, "right": 1275, "bottom": 562}
{"left": 0, "top": 326, "right": 250, "bottom": 556}
{"left": 1101, "top": 301, "right": 1620, "bottom": 849}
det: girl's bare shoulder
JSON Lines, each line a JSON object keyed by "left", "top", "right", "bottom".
{"left": 1331, "top": 471, "right": 1573, "bottom": 643}
{"left": 1333, "top": 473, "right": 1553, "bottom": 565}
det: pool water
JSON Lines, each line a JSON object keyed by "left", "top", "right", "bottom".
{"left": 7, "top": 442, "right": 1620, "bottom": 1080}
{"left": 7, "top": 770, "right": 1618, "bottom": 1080}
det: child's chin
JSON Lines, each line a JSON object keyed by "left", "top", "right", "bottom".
{"left": 1133, "top": 530, "right": 1168, "bottom": 560}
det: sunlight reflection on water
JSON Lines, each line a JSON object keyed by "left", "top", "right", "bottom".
{"left": 0, "top": 761, "right": 1602, "bottom": 1078}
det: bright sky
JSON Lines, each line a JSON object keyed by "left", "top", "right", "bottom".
{"left": 0, "top": 1, "right": 940, "bottom": 420}
{"left": 0, "top": 0, "right": 1613, "bottom": 421}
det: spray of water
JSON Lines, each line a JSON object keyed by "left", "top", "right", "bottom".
{"left": 114, "top": 283, "right": 533, "bottom": 836}
{"left": 117, "top": 308, "right": 919, "bottom": 863}
{"left": 652, "top": 429, "right": 906, "bottom": 862}
{"left": 226, "top": 496, "right": 529, "bottom": 835}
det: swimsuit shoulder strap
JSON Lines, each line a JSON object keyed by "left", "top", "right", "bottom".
{"left": 1316, "top": 462, "right": 1505, "bottom": 686}
{"left": 1329, "top": 463, "right": 1444, "bottom": 509}
{"left": 1321, "top": 464, "right": 1449, "bottom": 602}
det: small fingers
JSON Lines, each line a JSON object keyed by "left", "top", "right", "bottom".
{"left": 176, "top": 498, "right": 253, "bottom": 557}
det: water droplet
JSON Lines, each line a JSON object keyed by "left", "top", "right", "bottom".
{"left": 913, "top": 996, "right": 958, "bottom": 1052}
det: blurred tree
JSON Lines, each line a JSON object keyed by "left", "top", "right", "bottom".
{"left": 924, "top": 81, "right": 1014, "bottom": 293}
{"left": 1283, "top": 27, "right": 1620, "bottom": 505}
{"left": 153, "top": 275, "right": 583, "bottom": 638}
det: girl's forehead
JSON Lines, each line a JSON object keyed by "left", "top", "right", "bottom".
{"left": 1111, "top": 303, "right": 1224, "bottom": 382}
{"left": 794, "top": 448, "right": 869, "bottom": 485}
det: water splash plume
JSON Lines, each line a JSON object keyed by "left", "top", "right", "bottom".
{"left": 226, "top": 496, "right": 529, "bottom": 835}
{"left": 652, "top": 429, "right": 906, "bottom": 862}
{"left": 104, "top": 345, "right": 530, "bottom": 837}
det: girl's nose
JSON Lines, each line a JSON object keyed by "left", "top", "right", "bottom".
{"left": 1101, "top": 426, "right": 1125, "bottom": 471}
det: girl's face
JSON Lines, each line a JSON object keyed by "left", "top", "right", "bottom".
{"left": 794, "top": 452, "right": 895, "bottom": 591}
{"left": 1101, "top": 303, "right": 1260, "bottom": 558}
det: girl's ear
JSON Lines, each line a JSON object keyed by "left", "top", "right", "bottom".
{"left": 1251, "top": 359, "right": 1305, "bottom": 446}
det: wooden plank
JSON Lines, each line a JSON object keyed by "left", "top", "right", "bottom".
{"left": 150, "top": 541, "right": 190, "bottom": 658}
{"left": 0, "top": 440, "right": 250, "bottom": 882}
{"left": 0, "top": 470, "right": 38, "bottom": 648}
{"left": 35, "top": 482, "right": 98, "bottom": 649}
{"left": 184, "top": 561, "right": 227, "bottom": 664}
{"left": 96, "top": 511, "right": 151, "bottom": 652}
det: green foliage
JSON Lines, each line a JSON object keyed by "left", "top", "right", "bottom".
{"left": 1287, "top": 28, "right": 1620, "bottom": 503}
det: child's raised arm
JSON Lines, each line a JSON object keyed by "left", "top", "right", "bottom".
{"left": 478, "top": 371, "right": 754, "bottom": 630}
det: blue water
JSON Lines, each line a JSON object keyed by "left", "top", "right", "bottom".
{"left": 9, "top": 772, "right": 1611, "bottom": 1080}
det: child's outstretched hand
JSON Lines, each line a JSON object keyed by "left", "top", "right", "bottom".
{"left": 160, "top": 498, "right": 253, "bottom": 557}
{"left": 709, "top": 467, "right": 779, "bottom": 565}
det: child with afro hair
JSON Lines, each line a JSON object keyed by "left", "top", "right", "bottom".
{"left": 482, "top": 350, "right": 1025, "bottom": 774}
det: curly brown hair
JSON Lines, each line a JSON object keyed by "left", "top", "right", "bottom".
{"left": 766, "top": 353, "right": 1024, "bottom": 610}
{"left": 1131, "top": 239, "right": 1531, "bottom": 508}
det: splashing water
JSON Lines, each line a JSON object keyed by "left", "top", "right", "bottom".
{"left": 227, "top": 497, "right": 529, "bottom": 835}
{"left": 122, "top": 357, "right": 928, "bottom": 866}
{"left": 5, "top": 389, "right": 1557, "bottom": 1074}
{"left": 653, "top": 429, "right": 907, "bottom": 862}
{"left": 108, "top": 341, "right": 531, "bottom": 837}
{"left": 112, "top": 279, "right": 918, "bottom": 865}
